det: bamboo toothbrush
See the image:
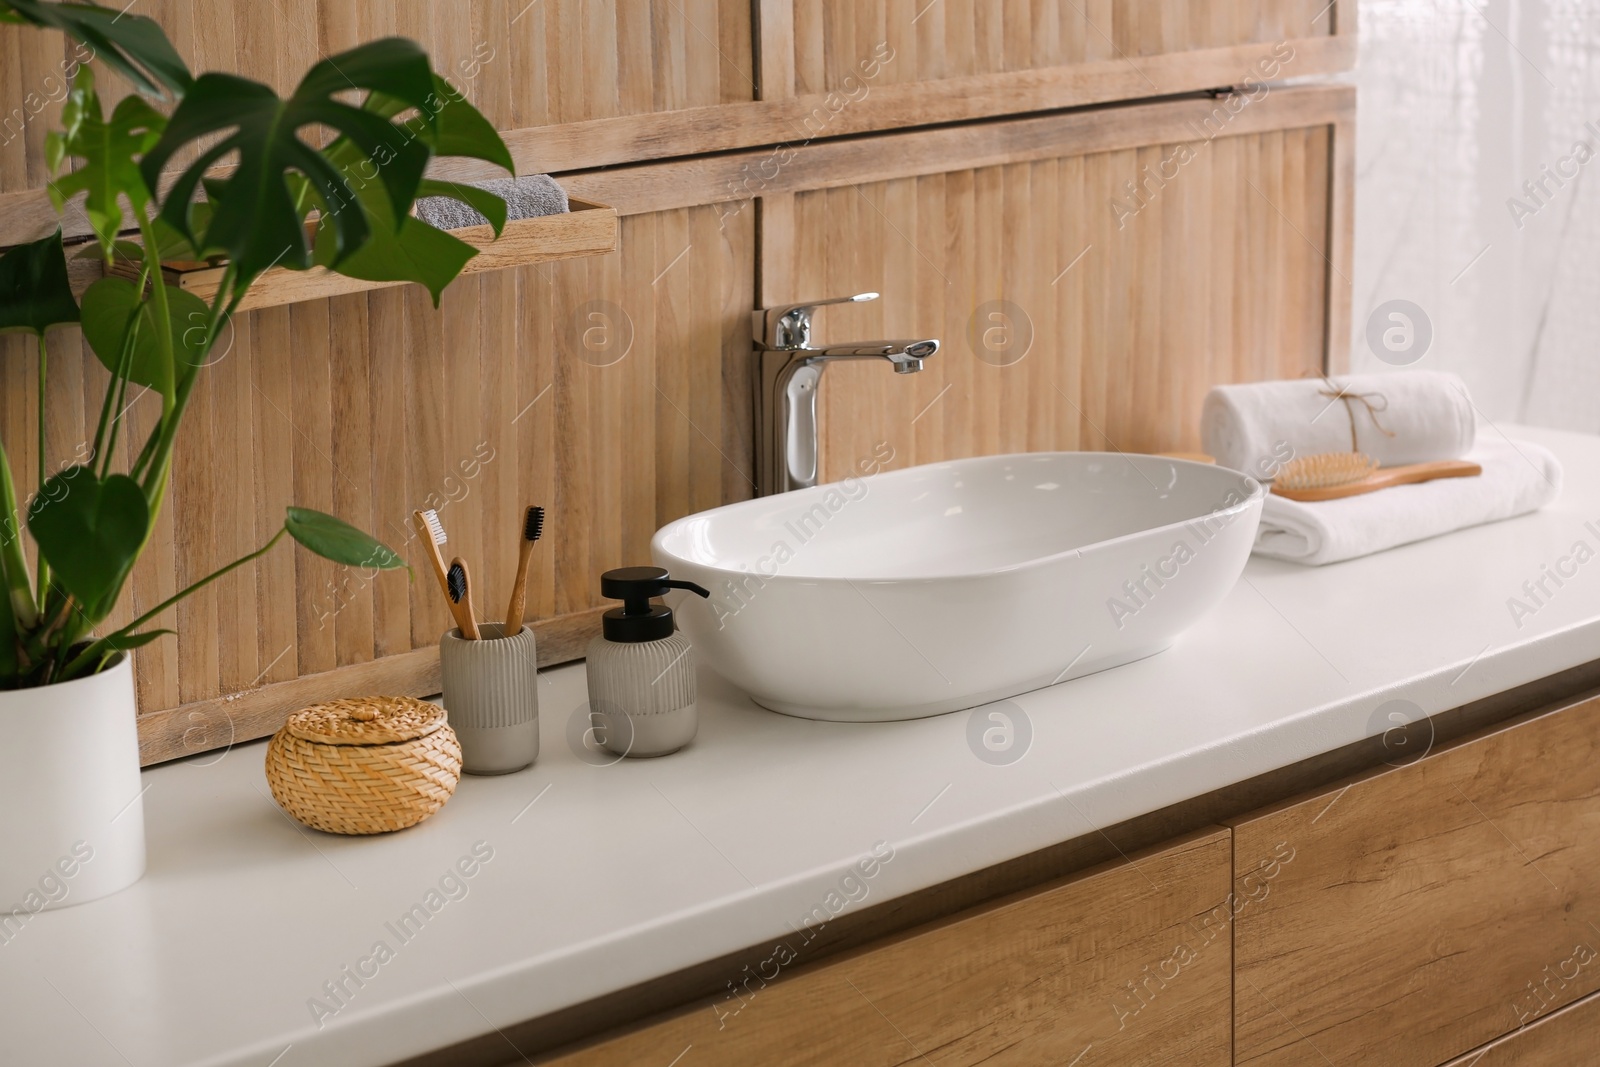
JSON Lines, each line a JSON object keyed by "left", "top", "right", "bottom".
{"left": 413, "top": 508, "right": 477, "bottom": 637}
{"left": 503, "top": 505, "right": 545, "bottom": 637}
{"left": 446, "top": 557, "right": 481, "bottom": 640}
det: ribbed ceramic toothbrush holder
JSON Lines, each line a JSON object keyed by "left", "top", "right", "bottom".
{"left": 439, "top": 623, "right": 540, "bottom": 774}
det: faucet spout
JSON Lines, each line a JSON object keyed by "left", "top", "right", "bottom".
{"left": 810, "top": 339, "right": 940, "bottom": 374}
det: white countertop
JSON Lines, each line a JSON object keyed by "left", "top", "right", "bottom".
{"left": 7, "top": 424, "right": 1600, "bottom": 1067}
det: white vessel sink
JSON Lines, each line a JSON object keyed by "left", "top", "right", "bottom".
{"left": 652, "top": 452, "right": 1264, "bottom": 721}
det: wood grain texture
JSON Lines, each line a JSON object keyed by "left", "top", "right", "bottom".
{"left": 103, "top": 201, "right": 619, "bottom": 314}
{"left": 786, "top": 0, "right": 1330, "bottom": 94}
{"left": 766, "top": 124, "right": 1332, "bottom": 473}
{"left": 544, "top": 829, "right": 1233, "bottom": 1067}
{"left": 1325, "top": 115, "right": 1356, "bottom": 372}
{"left": 0, "top": 206, "right": 754, "bottom": 765}
{"left": 0, "top": 31, "right": 1357, "bottom": 244}
{"left": 562, "top": 83, "right": 1354, "bottom": 216}
{"left": 1229, "top": 692, "right": 1600, "bottom": 1067}
{"left": 0, "top": 0, "right": 754, "bottom": 197}
{"left": 1442, "top": 988, "right": 1600, "bottom": 1066}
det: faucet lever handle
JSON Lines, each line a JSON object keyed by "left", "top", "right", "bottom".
{"left": 757, "top": 292, "right": 879, "bottom": 348}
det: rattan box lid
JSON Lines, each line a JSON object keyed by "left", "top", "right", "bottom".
{"left": 285, "top": 696, "right": 448, "bottom": 746}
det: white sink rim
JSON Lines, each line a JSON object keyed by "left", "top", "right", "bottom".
{"left": 654, "top": 452, "right": 1264, "bottom": 582}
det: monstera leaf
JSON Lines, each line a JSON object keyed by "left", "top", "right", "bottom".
{"left": 45, "top": 66, "right": 166, "bottom": 254}
{"left": 0, "top": 0, "right": 191, "bottom": 98}
{"left": 312, "top": 173, "right": 481, "bottom": 306}
{"left": 140, "top": 38, "right": 443, "bottom": 292}
{"left": 312, "top": 76, "right": 513, "bottom": 305}
{"left": 0, "top": 230, "right": 79, "bottom": 337}
{"left": 388, "top": 75, "right": 513, "bottom": 174}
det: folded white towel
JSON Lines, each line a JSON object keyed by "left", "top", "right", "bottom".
{"left": 1252, "top": 437, "right": 1563, "bottom": 565}
{"left": 1202, "top": 371, "right": 1477, "bottom": 478}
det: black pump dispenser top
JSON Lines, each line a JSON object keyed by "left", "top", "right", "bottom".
{"left": 599, "top": 566, "right": 710, "bottom": 643}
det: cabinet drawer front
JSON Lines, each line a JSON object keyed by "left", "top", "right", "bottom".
{"left": 547, "top": 830, "right": 1232, "bottom": 1066}
{"left": 1231, "top": 693, "right": 1600, "bottom": 1066}
{"left": 1443, "top": 988, "right": 1600, "bottom": 1065}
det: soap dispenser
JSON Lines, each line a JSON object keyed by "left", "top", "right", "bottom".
{"left": 585, "top": 566, "right": 711, "bottom": 758}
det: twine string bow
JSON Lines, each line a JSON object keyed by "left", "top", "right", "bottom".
{"left": 1317, "top": 377, "right": 1395, "bottom": 453}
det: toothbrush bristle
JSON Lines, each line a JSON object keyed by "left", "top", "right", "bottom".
{"left": 524, "top": 505, "right": 545, "bottom": 542}
{"left": 422, "top": 509, "right": 447, "bottom": 545}
{"left": 446, "top": 562, "right": 466, "bottom": 603}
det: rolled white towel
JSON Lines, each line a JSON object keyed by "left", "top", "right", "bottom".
{"left": 1253, "top": 437, "right": 1562, "bottom": 565}
{"left": 1202, "top": 371, "right": 1476, "bottom": 479}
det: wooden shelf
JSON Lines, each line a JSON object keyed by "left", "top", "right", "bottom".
{"left": 108, "top": 197, "right": 617, "bottom": 313}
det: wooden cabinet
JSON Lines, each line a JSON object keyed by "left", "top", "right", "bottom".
{"left": 1228, "top": 692, "right": 1600, "bottom": 1067}
{"left": 389, "top": 673, "right": 1600, "bottom": 1067}
{"left": 1441, "top": 990, "right": 1600, "bottom": 1065}
{"left": 543, "top": 830, "right": 1233, "bottom": 1066}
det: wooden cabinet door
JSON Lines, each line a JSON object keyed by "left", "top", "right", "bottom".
{"left": 1441, "top": 990, "right": 1600, "bottom": 1065}
{"left": 544, "top": 829, "right": 1233, "bottom": 1066}
{"left": 1229, "top": 693, "right": 1600, "bottom": 1067}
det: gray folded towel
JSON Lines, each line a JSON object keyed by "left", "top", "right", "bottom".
{"left": 411, "top": 175, "right": 570, "bottom": 230}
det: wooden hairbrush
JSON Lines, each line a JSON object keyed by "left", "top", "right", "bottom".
{"left": 1272, "top": 455, "right": 1481, "bottom": 502}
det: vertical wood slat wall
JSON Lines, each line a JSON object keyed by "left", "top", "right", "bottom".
{"left": 787, "top": 0, "right": 1333, "bottom": 92}
{"left": 0, "top": 2, "right": 1354, "bottom": 763}
{"left": 795, "top": 128, "right": 1332, "bottom": 478}
{"left": 0, "top": 211, "right": 755, "bottom": 761}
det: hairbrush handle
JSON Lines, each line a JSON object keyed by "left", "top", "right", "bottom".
{"left": 1272, "top": 460, "right": 1482, "bottom": 502}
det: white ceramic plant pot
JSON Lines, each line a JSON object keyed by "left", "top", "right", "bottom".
{"left": 0, "top": 654, "right": 145, "bottom": 914}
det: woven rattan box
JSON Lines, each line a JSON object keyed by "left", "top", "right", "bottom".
{"left": 265, "top": 696, "right": 463, "bottom": 835}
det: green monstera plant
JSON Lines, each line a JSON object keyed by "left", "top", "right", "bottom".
{"left": 0, "top": 1, "right": 515, "bottom": 688}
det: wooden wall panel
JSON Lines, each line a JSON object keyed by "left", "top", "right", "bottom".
{"left": 772, "top": 124, "right": 1331, "bottom": 479}
{"left": 787, "top": 0, "right": 1332, "bottom": 95}
{"left": 0, "top": 204, "right": 755, "bottom": 761}
{"left": 0, "top": 0, "right": 755, "bottom": 197}
{"left": 0, "top": 2, "right": 1355, "bottom": 240}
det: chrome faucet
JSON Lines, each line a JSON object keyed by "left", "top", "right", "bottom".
{"left": 753, "top": 293, "right": 940, "bottom": 495}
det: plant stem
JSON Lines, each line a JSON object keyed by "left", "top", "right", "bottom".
{"left": 136, "top": 261, "right": 234, "bottom": 507}
{"left": 33, "top": 330, "right": 49, "bottom": 603}
{"left": 62, "top": 525, "right": 288, "bottom": 681}
{"left": 102, "top": 340, "right": 133, "bottom": 479}
{"left": 0, "top": 433, "right": 36, "bottom": 629}
{"left": 90, "top": 256, "right": 152, "bottom": 476}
